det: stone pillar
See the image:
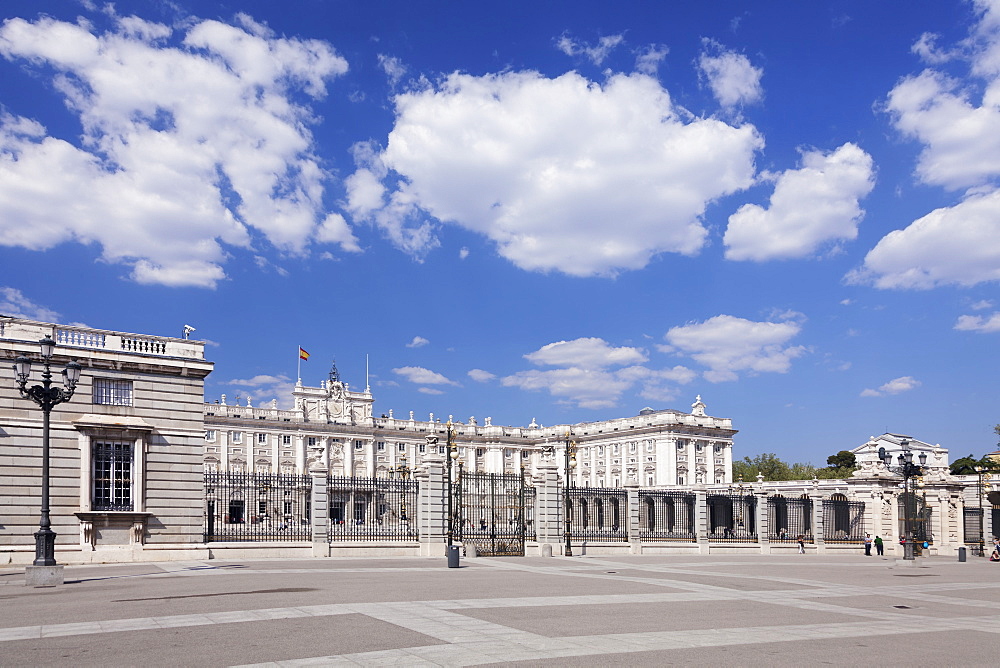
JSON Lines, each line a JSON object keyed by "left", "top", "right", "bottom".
{"left": 695, "top": 489, "right": 709, "bottom": 554}
{"left": 626, "top": 485, "right": 641, "bottom": 554}
{"left": 756, "top": 491, "right": 769, "bottom": 554}
{"left": 417, "top": 455, "right": 447, "bottom": 557}
{"left": 983, "top": 490, "right": 995, "bottom": 546}
{"left": 310, "top": 468, "right": 329, "bottom": 557}
{"left": 534, "top": 460, "right": 562, "bottom": 553}
{"left": 811, "top": 492, "right": 826, "bottom": 553}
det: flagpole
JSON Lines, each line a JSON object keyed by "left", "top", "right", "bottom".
{"left": 297, "top": 345, "right": 301, "bottom": 383}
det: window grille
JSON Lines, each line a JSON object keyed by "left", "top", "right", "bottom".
{"left": 93, "top": 378, "right": 133, "bottom": 406}
{"left": 93, "top": 441, "right": 133, "bottom": 511}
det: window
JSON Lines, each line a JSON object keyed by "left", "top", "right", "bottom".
{"left": 231, "top": 431, "right": 243, "bottom": 444}
{"left": 522, "top": 450, "right": 530, "bottom": 459}
{"left": 93, "top": 378, "right": 133, "bottom": 406}
{"left": 646, "top": 442, "right": 655, "bottom": 452}
{"left": 418, "top": 443, "right": 426, "bottom": 453}
{"left": 398, "top": 442, "right": 406, "bottom": 452}
{"left": 377, "top": 441, "right": 385, "bottom": 452}
{"left": 282, "top": 435, "right": 291, "bottom": 445}
{"left": 629, "top": 443, "right": 637, "bottom": 453}
{"left": 205, "top": 430, "right": 217, "bottom": 442}
{"left": 308, "top": 437, "right": 317, "bottom": 447}
{"left": 504, "top": 449, "right": 512, "bottom": 458}
{"left": 92, "top": 441, "right": 133, "bottom": 511}
{"left": 476, "top": 448, "right": 485, "bottom": 457}
{"left": 355, "top": 440, "right": 364, "bottom": 450}
{"left": 613, "top": 444, "right": 620, "bottom": 454}
{"left": 257, "top": 433, "right": 268, "bottom": 444}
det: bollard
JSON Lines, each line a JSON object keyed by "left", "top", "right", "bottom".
{"left": 958, "top": 546, "right": 967, "bottom": 562}
{"left": 447, "top": 545, "right": 460, "bottom": 568}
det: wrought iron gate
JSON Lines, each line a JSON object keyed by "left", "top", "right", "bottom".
{"left": 453, "top": 470, "right": 530, "bottom": 556}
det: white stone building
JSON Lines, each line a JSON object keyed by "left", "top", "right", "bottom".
{"left": 203, "top": 366, "right": 737, "bottom": 487}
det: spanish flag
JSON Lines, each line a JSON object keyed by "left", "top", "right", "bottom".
{"left": 299, "top": 347, "right": 310, "bottom": 361}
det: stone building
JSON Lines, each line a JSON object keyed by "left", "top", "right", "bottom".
{"left": 0, "top": 316, "right": 212, "bottom": 564}
{"left": 202, "top": 364, "right": 737, "bottom": 488}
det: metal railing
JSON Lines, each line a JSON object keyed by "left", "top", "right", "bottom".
{"left": 328, "top": 474, "right": 419, "bottom": 541}
{"left": 767, "top": 496, "right": 813, "bottom": 543}
{"left": 964, "top": 508, "right": 984, "bottom": 556}
{"left": 707, "top": 492, "right": 758, "bottom": 541}
{"left": 823, "top": 498, "right": 866, "bottom": 543}
{"left": 567, "top": 488, "right": 628, "bottom": 542}
{"left": 204, "top": 471, "right": 311, "bottom": 542}
{"left": 638, "top": 491, "right": 696, "bottom": 542}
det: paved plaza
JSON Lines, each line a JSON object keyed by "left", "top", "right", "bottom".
{"left": 1, "top": 553, "right": 998, "bottom": 666}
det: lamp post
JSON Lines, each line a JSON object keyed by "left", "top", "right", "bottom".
{"left": 12, "top": 336, "right": 82, "bottom": 575}
{"left": 975, "top": 466, "right": 992, "bottom": 557}
{"left": 878, "top": 439, "right": 927, "bottom": 560}
{"left": 446, "top": 420, "right": 458, "bottom": 547}
{"left": 393, "top": 455, "right": 411, "bottom": 523}
{"left": 563, "top": 432, "right": 577, "bottom": 557}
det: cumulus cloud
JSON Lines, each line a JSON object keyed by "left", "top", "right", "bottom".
{"left": 501, "top": 337, "right": 694, "bottom": 410}
{"left": 955, "top": 311, "right": 1000, "bottom": 332}
{"left": 468, "top": 368, "right": 496, "bottom": 382}
{"left": 855, "top": 2, "right": 1000, "bottom": 289}
{"left": 860, "top": 375, "right": 921, "bottom": 397}
{"left": 348, "top": 70, "right": 761, "bottom": 277}
{"left": 971, "top": 299, "right": 994, "bottom": 310}
{"left": 405, "top": 336, "right": 430, "bottom": 348}
{"left": 0, "top": 287, "right": 60, "bottom": 321}
{"left": 848, "top": 190, "right": 1000, "bottom": 288}
{"left": 635, "top": 44, "right": 669, "bottom": 75}
{"left": 224, "top": 373, "right": 296, "bottom": 408}
{"left": 556, "top": 32, "right": 625, "bottom": 66}
{"left": 697, "top": 40, "right": 763, "bottom": 107}
{"left": 392, "top": 366, "right": 459, "bottom": 386}
{"left": 663, "top": 314, "right": 806, "bottom": 382}
{"left": 724, "top": 143, "right": 875, "bottom": 261}
{"left": 0, "top": 12, "right": 355, "bottom": 288}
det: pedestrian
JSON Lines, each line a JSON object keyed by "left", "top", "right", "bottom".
{"left": 797, "top": 534, "right": 805, "bottom": 554}
{"left": 864, "top": 533, "right": 873, "bottom": 556}
{"left": 991, "top": 537, "right": 1000, "bottom": 562}
{"left": 874, "top": 535, "right": 884, "bottom": 556}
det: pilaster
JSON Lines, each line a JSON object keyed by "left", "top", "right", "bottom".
{"left": 695, "top": 489, "right": 709, "bottom": 554}
{"left": 534, "top": 460, "right": 562, "bottom": 551}
{"left": 309, "top": 468, "right": 328, "bottom": 557}
{"left": 417, "top": 455, "right": 447, "bottom": 556}
{"left": 811, "top": 491, "right": 826, "bottom": 553}
{"left": 626, "top": 485, "right": 641, "bottom": 554}
{"left": 756, "top": 490, "right": 769, "bottom": 554}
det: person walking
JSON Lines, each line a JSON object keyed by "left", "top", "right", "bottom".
{"left": 797, "top": 534, "right": 805, "bottom": 554}
{"left": 874, "top": 535, "right": 884, "bottom": 556}
{"left": 864, "top": 533, "right": 873, "bottom": 556}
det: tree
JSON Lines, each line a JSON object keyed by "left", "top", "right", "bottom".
{"left": 949, "top": 453, "right": 996, "bottom": 476}
{"left": 732, "top": 453, "right": 793, "bottom": 481}
{"left": 826, "top": 450, "right": 856, "bottom": 469}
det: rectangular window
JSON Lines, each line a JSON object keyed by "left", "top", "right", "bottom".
{"left": 205, "top": 430, "right": 217, "bottom": 442}
{"left": 377, "top": 441, "right": 385, "bottom": 451}
{"left": 398, "top": 442, "right": 406, "bottom": 452}
{"left": 418, "top": 443, "right": 426, "bottom": 453}
{"left": 355, "top": 440, "right": 364, "bottom": 450}
{"left": 504, "top": 449, "right": 512, "bottom": 458}
{"left": 476, "top": 448, "right": 485, "bottom": 457}
{"left": 230, "top": 431, "right": 243, "bottom": 444}
{"left": 282, "top": 435, "right": 291, "bottom": 445}
{"left": 257, "top": 433, "right": 268, "bottom": 444}
{"left": 522, "top": 450, "right": 530, "bottom": 459}
{"left": 92, "top": 441, "right": 133, "bottom": 511}
{"left": 93, "top": 378, "right": 133, "bottom": 406}
{"left": 308, "top": 437, "right": 318, "bottom": 447}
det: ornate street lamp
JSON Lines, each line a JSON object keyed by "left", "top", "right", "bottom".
{"left": 12, "top": 336, "right": 82, "bottom": 574}
{"left": 879, "top": 439, "right": 927, "bottom": 560}
{"left": 975, "top": 466, "right": 992, "bottom": 557}
{"left": 393, "top": 455, "right": 411, "bottom": 522}
{"left": 563, "top": 432, "right": 577, "bottom": 557}
{"left": 445, "top": 420, "right": 459, "bottom": 547}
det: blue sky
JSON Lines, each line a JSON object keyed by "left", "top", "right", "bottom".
{"left": 1, "top": 0, "right": 999, "bottom": 465}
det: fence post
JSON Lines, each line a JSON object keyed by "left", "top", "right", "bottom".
{"left": 984, "top": 492, "right": 995, "bottom": 547}
{"left": 626, "top": 485, "right": 641, "bottom": 554}
{"left": 811, "top": 492, "right": 826, "bottom": 553}
{"left": 417, "top": 455, "right": 447, "bottom": 557}
{"left": 695, "top": 489, "right": 709, "bottom": 554}
{"left": 310, "top": 469, "right": 329, "bottom": 557}
{"left": 756, "top": 491, "right": 770, "bottom": 554}
{"left": 534, "top": 460, "right": 562, "bottom": 553}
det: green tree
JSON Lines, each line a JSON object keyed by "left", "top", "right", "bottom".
{"left": 732, "top": 453, "right": 793, "bottom": 481}
{"left": 826, "top": 450, "right": 856, "bottom": 469}
{"left": 949, "top": 453, "right": 996, "bottom": 476}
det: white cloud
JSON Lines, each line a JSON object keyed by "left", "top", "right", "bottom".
{"left": 697, "top": 40, "right": 763, "bottom": 107}
{"left": 848, "top": 189, "right": 1000, "bottom": 288}
{"left": 378, "top": 53, "right": 406, "bottom": 87}
{"left": 225, "top": 373, "right": 296, "bottom": 408}
{"left": 860, "top": 375, "right": 921, "bottom": 397}
{"left": 971, "top": 299, "right": 994, "bottom": 310}
{"left": 556, "top": 32, "right": 625, "bottom": 66}
{"left": 392, "top": 366, "right": 459, "bottom": 386}
{"left": 635, "top": 44, "right": 669, "bottom": 75}
{"left": 664, "top": 314, "right": 806, "bottom": 382}
{"left": 0, "top": 287, "right": 60, "bottom": 321}
{"left": 350, "top": 70, "right": 761, "bottom": 277}
{"left": 468, "top": 368, "right": 496, "bottom": 382}
{"left": 501, "top": 336, "right": 694, "bottom": 410}
{"left": 0, "top": 13, "right": 352, "bottom": 288}
{"left": 955, "top": 311, "right": 1000, "bottom": 332}
{"left": 418, "top": 387, "right": 444, "bottom": 395}
{"left": 724, "top": 143, "right": 875, "bottom": 261}
{"left": 405, "top": 336, "right": 430, "bottom": 348}
{"left": 459, "top": 247, "right": 470, "bottom": 260}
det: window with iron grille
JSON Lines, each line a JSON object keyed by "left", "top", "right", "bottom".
{"left": 93, "top": 378, "right": 133, "bottom": 406}
{"left": 92, "top": 441, "right": 133, "bottom": 511}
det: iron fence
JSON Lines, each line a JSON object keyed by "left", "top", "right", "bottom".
{"left": 823, "top": 498, "right": 866, "bottom": 542}
{"left": 638, "top": 491, "right": 696, "bottom": 542}
{"left": 964, "top": 508, "right": 984, "bottom": 556}
{"left": 566, "top": 487, "right": 628, "bottom": 541}
{"left": 897, "top": 493, "right": 932, "bottom": 546}
{"left": 204, "top": 470, "right": 311, "bottom": 542}
{"left": 327, "top": 474, "right": 419, "bottom": 541}
{"left": 767, "top": 496, "right": 813, "bottom": 543}
{"left": 707, "top": 493, "right": 758, "bottom": 541}
{"left": 455, "top": 471, "right": 530, "bottom": 556}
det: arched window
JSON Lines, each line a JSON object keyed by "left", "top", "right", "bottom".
{"left": 645, "top": 497, "right": 656, "bottom": 531}
{"left": 580, "top": 499, "right": 589, "bottom": 529}
{"left": 595, "top": 499, "right": 605, "bottom": 529}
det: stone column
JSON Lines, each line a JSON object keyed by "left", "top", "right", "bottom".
{"left": 417, "top": 455, "right": 447, "bottom": 557}
{"left": 309, "top": 466, "right": 329, "bottom": 557}
{"left": 534, "top": 460, "right": 562, "bottom": 553}
{"left": 695, "top": 489, "right": 709, "bottom": 554}
{"left": 756, "top": 490, "right": 769, "bottom": 554}
{"left": 811, "top": 492, "right": 826, "bottom": 553}
{"left": 626, "top": 484, "right": 641, "bottom": 554}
